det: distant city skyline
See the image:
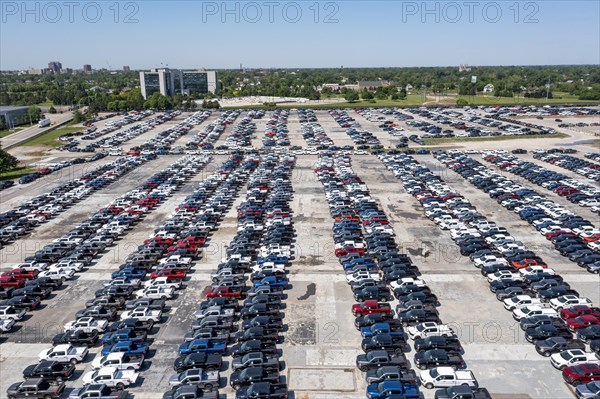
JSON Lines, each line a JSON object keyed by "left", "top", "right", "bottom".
{"left": 1, "top": 1, "right": 598, "bottom": 70}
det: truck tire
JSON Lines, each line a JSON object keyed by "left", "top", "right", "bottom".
{"left": 116, "top": 383, "right": 125, "bottom": 391}
{"left": 44, "top": 395, "right": 52, "bottom": 399}
{"left": 425, "top": 383, "right": 434, "bottom": 389}
{"left": 204, "top": 383, "right": 213, "bottom": 389}
{"left": 70, "top": 358, "right": 77, "bottom": 365}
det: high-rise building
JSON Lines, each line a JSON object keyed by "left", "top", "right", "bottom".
{"left": 48, "top": 61, "right": 62, "bottom": 74}
{"left": 123, "top": 66, "right": 131, "bottom": 72}
{"left": 139, "top": 68, "right": 218, "bottom": 99}
{"left": 83, "top": 64, "right": 92, "bottom": 73}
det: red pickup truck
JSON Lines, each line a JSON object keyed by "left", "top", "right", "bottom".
{"left": 150, "top": 269, "right": 186, "bottom": 281}
{"left": 352, "top": 300, "right": 393, "bottom": 317}
{"left": 0, "top": 276, "right": 26, "bottom": 288}
{"left": 2, "top": 268, "right": 39, "bottom": 281}
{"left": 144, "top": 237, "right": 174, "bottom": 246}
{"left": 206, "top": 287, "right": 243, "bottom": 299}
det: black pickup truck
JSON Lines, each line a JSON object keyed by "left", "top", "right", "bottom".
{"left": 414, "top": 349, "right": 465, "bottom": 370}
{"left": 23, "top": 361, "right": 75, "bottom": 382}
{"left": 230, "top": 366, "right": 280, "bottom": 389}
{"left": 7, "top": 378, "right": 65, "bottom": 399}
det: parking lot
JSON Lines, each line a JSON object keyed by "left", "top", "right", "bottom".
{"left": 1, "top": 107, "right": 599, "bottom": 399}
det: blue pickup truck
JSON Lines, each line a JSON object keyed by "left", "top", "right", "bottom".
{"left": 366, "top": 380, "right": 420, "bottom": 399}
{"left": 102, "top": 328, "right": 148, "bottom": 345}
{"left": 361, "top": 323, "right": 404, "bottom": 338}
{"left": 178, "top": 338, "right": 227, "bottom": 355}
{"left": 101, "top": 340, "right": 149, "bottom": 356}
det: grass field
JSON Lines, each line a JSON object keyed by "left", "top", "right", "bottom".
{"left": 0, "top": 166, "right": 36, "bottom": 181}
{"left": 21, "top": 123, "right": 82, "bottom": 147}
{"left": 423, "top": 133, "right": 569, "bottom": 145}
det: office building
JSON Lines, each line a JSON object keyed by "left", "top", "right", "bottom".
{"left": 48, "top": 61, "right": 62, "bottom": 74}
{"left": 139, "top": 68, "right": 218, "bottom": 99}
{"left": 123, "top": 66, "right": 131, "bottom": 72}
{"left": 83, "top": 64, "right": 92, "bottom": 73}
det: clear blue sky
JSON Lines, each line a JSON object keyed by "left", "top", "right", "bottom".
{"left": 1, "top": 1, "right": 598, "bottom": 70}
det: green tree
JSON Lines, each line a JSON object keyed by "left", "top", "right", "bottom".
{"left": 0, "top": 144, "right": 18, "bottom": 173}
{"left": 361, "top": 90, "right": 374, "bottom": 100}
{"left": 456, "top": 98, "right": 469, "bottom": 106}
{"left": 28, "top": 106, "right": 42, "bottom": 122}
{"left": 73, "top": 109, "right": 86, "bottom": 123}
{"left": 344, "top": 91, "right": 359, "bottom": 102}
{"left": 48, "top": 105, "right": 57, "bottom": 114}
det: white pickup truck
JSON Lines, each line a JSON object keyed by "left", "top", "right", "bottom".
{"left": 0, "top": 305, "right": 26, "bottom": 321}
{"left": 419, "top": 367, "right": 478, "bottom": 389}
{"left": 92, "top": 353, "right": 144, "bottom": 371}
{"left": 389, "top": 277, "right": 426, "bottom": 290}
{"left": 39, "top": 344, "right": 88, "bottom": 364}
{"left": 194, "top": 305, "right": 235, "bottom": 320}
{"left": 82, "top": 366, "right": 139, "bottom": 390}
{"left": 407, "top": 322, "right": 454, "bottom": 340}
{"left": 39, "top": 267, "right": 75, "bottom": 281}
{"left": 64, "top": 317, "right": 108, "bottom": 333}
{"left": 550, "top": 350, "right": 600, "bottom": 370}
{"left": 120, "top": 306, "right": 162, "bottom": 322}
{"left": 143, "top": 276, "right": 181, "bottom": 290}
{"left": 134, "top": 286, "right": 175, "bottom": 300}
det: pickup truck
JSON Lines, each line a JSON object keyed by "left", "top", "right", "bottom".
{"left": 125, "top": 298, "right": 166, "bottom": 310}
{"left": 102, "top": 328, "right": 148, "bottom": 345}
{"left": 6, "top": 378, "right": 65, "bottom": 399}
{"left": 231, "top": 340, "right": 278, "bottom": 357}
{"left": 434, "top": 386, "right": 492, "bottom": 399}
{"left": 231, "top": 352, "right": 280, "bottom": 371}
{"left": 352, "top": 301, "right": 393, "bottom": 317}
{"left": 82, "top": 366, "right": 139, "bottom": 390}
{"left": 75, "top": 306, "right": 118, "bottom": 321}
{"left": 184, "top": 327, "right": 230, "bottom": 343}
{"left": 173, "top": 352, "right": 223, "bottom": 373}
{"left": 419, "top": 367, "right": 478, "bottom": 389}
{"left": 366, "top": 380, "right": 420, "bottom": 399}
{"left": 64, "top": 317, "right": 108, "bottom": 334}
{"left": 52, "top": 330, "right": 99, "bottom": 347}
{"left": 414, "top": 349, "right": 465, "bottom": 370}
{"left": 414, "top": 336, "right": 463, "bottom": 353}
{"left": 39, "top": 344, "right": 88, "bottom": 365}
{"left": 92, "top": 353, "right": 144, "bottom": 370}
{"left": 101, "top": 340, "right": 149, "bottom": 356}
{"left": 0, "top": 276, "right": 25, "bottom": 288}
{"left": 68, "top": 384, "right": 129, "bottom": 399}
{"left": 229, "top": 366, "right": 280, "bottom": 389}
{"left": 168, "top": 368, "right": 220, "bottom": 389}
{"left": 191, "top": 315, "right": 234, "bottom": 331}
{"left": 150, "top": 269, "right": 186, "bottom": 281}
{"left": 120, "top": 307, "right": 162, "bottom": 322}
{"left": 407, "top": 323, "right": 454, "bottom": 340}
{"left": 362, "top": 334, "right": 409, "bottom": 353}
{"left": 550, "top": 349, "right": 600, "bottom": 370}
{"left": 357, "top": 350, "right": 410, "bottom": 371}
{"left": 163, "top": 385, "right": 219, "bottom": 399}
{"left": 235, "top": 327, "right": 279, "bottom": 343}
{"left": 110, "top": 318, "right": 154, "bottom": 333}
{"left": 143, "top": 276, "right": 181, "bottom": 290}
{"left": 360, "top": 322, "right": 403, "bottom": 338}
{"left": 235, "top": 382, "right": 288, "bottom": 399}
{"left": 134, "top": 286, "right": 175, "bottom": 300}
{"left": 0, "top": 305, "right": 26, "bottom": 320}
{"left": 206, "top": 286, "right": 244, "bottom": 299}
{"left": 211, "top": 268, "right": 244, "bottom": 282}
{"left": 0, "top": 318, "right": 16, "bottom": 333}
{"left": 23, "top": 361, "right": 75, "bottom": 382}
{"left": 365, "top": 365, "right": 418, "bottom": 385}
{"left": 178, "top": 338, "right": 227, "bottom": 355}
{"left": 194, "top": 306, "right": 235, "bottom": 320}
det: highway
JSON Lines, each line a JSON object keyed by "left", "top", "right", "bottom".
{"left": 1, "top": 112, "right": 73, "bottom": 149}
